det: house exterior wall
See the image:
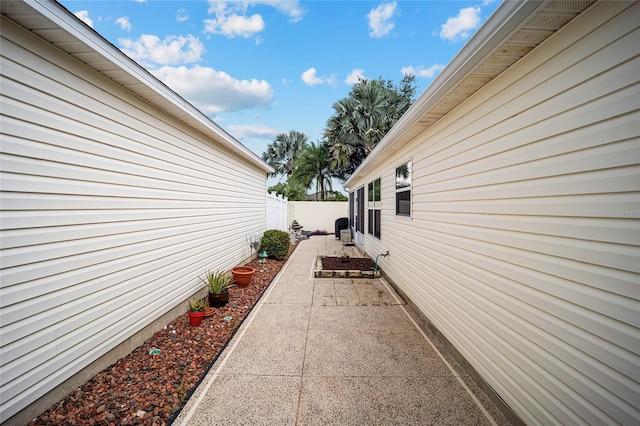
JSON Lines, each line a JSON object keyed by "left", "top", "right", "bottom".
{"left": 0, "top": 17, "right": 268, "bottom": 421}
{"left": 348, "top": 2, "right": 639, "bottom": 425}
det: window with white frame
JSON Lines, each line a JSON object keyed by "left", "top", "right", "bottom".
{"left": 368, "top": 178, "right": 381, "bottom": 238}
{"left": 356, "top": 186, "right": 365, "bottom": 234}
{"left": 395, "top": 161, "right": 411, "bottom": 216}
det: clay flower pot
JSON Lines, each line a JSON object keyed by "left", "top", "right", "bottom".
{"left": 231, "top": 266, "right": 256, "bottom": 286}
{"left": 188, "top": 311, "right": 205, "bottom": 326}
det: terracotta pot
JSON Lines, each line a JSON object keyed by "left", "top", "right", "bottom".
{"left": 209, "top": 290, "right": 229, "bottom": 308}
{"left": 231, "top": 266, "right": 256, "bottom": 286}
{"left": 188, "top": 311, "right": 205, "bottom": 326}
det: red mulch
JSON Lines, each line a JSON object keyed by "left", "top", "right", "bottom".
{"left": 29, "top": 244, "right": 297, "bottom": 426}
{"left": 321, "top": 256, "right": 375, "bottom": 271}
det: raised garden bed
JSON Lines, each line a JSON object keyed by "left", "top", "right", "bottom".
{"left": 315, "top": 256, "right": 380, "bottom": 278}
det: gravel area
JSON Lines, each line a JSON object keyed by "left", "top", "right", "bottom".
{"left": 29, "top": 244, "right": 297, "bottom": 426}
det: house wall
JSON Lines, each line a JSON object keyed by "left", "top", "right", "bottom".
{"left": 351, "top": 2, "right": 639, "bottom": 425}
{"left": 0, "top": 17, "right": 268, "bottom": 422}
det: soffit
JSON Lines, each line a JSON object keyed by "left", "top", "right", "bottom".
{"left": 399, "top": 0, "right": 594, "bottom": 150}
{"left": 347, "top": 0, "right": 597, "bottom": 187}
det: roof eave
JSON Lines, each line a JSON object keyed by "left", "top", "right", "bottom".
{"left": 343, "top": 0, "right": 552, "bottom": 191}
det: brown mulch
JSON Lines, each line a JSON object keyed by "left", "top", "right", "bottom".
{"left": 29, "top": 244, "right": 297, "bottom": 426}
{"left": 321, "top": 256, "right": 375, "bottom": 271}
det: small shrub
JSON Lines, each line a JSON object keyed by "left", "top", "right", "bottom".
{"left": 309, "top": 229, "right": 328, "bottom": 236}
{"left": 261, "top": 229, "right": 290, "bottom": 260}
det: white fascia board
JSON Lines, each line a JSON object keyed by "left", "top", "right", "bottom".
{"left": 343, "top": 0, "right": 549, "bottom": 191}
{"left": 27, "top": 0, "right": 273, "bottom": 174}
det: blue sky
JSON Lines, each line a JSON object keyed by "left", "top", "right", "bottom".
{"left": 60, "top": 0, "right": 501, "bottom": 160}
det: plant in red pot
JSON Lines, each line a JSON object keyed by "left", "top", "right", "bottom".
{"left": 187, "top": 298, "right": 206, "bottom": 326}
{"left": 202, "top": 270, "right": 234, "bottom": 307}
{"left": 231, "top": 266, "right": 256, "bottom": 286}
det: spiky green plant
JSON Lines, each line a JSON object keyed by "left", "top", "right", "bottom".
{"left": 188, "top": 298, "right": 205, "bottom": 312}
{"left": 201, "top": 270, "right": 234, "bottom": 294}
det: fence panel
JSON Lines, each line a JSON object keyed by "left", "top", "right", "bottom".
{"left": 266, "top": 192, "right": 288, "bottom": 231}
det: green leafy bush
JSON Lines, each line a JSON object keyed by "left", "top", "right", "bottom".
{"left": 261, "top": 229, "right": 290, "bottom": 260}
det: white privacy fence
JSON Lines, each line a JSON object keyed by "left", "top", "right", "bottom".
{"left": 266, "top": 192, "right": 288, "bottom": 231}
{"left": 287, "top": 201, "right": 348, "bottom": 234}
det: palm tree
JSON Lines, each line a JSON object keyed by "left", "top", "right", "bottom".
{"left": 267, "top": 181, "right": 307, "bottom": 201}
{"left": 325, "top": 76, "right": 415, "bottom": 179}
{"left": 291, "top": 141, "right": 334, "bottom": 200}
{"left": 262, "top": 130, "right": 308, "bottom": 180}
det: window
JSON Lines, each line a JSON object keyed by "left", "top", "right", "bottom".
{"left": 349, "top": 191, "right": 355, "bottom": 229}
{"left": 396, "top": 161, "right": 411, "bottom": 216}
{"left": 356, "top": 187, "right": 365, "bottom": 234}
{"left": 368, "top": 178, "right": 381, "bottom": 238}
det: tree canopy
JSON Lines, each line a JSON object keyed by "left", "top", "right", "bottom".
{"left": 262, "top": 130, "right": 308, "bottom": 180}
{"left": 261, "top": 75, "right": 416, "bottom": 198}
{"left": 291, "top": 140, "right": 334, "bottom": 201}
{"left": 324, "top": 75, "right": 416, "bottom": 180}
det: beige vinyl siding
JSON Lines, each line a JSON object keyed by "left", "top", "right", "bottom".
{"left": 0, "top": 17, "right": 266, "bottom": 420}
{"left": 366, "top": 2, "right": 639, "bottom": 425}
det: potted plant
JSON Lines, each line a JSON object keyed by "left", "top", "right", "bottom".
{"left": 201, "top": 270, "right": 233, "bottom": 307}
{"left": 231, "top": 266, "right": 256, "bottom": 286}
{"left": 187, "top": 298, "right": 206, "bottom": 326}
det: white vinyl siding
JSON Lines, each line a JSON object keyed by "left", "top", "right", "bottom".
{"left": 357, "top": 2, "right": 639, "bottom": 425}
{"left": 0, "top": 17, "right": 267, "bottom": 420}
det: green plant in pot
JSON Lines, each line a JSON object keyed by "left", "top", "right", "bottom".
{"left": 201, "top": 270, "right": 234, "bottom": 308}
{"left": 187, "top": 298, "right": 206, "bottom": 326}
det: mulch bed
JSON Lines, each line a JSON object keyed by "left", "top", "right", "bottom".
{"left": 29, "top": 244, "right": 297, "bottom": 426}
{"left": 321, "top": 256, "right": 375, "bottom": 271}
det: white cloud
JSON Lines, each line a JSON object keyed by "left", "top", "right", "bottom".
{"left": 115, "top": 16, "right": 132, "bottom": 31}
{"left": 401, "top": 64, "right": 444, "bottom": 79}
{"left": 367, "top": 2, "right": 396, "bottom": 38}
{"left": 204, "top": 1, "right": 304, "bottom": 38}
{"left": 227, "top": 124, "right": 281, "bottom": 140}
{"left": 345, "top": 69, "right": 366, "bottom": 85}
{"left": 440, "top": 6, "right": 481, "bottom": 41}
{"left": 119, "top": 34, "right": 204, "bottom": 66}
{"left": 205, "top": 13, "right": 265, "bottom": 38}
{"left": 253, "top": 0, "right": 305, "bottom": 23}
{"left": 177, "top": 8, "right": 189, "bottom": 23}
{"left": 151, "top": 65, "right": 273, "bottom": 115}
{"left": 74, "top": 10, "right": 93, "bottom": 28}
{"left": 301, "top": 68, "right": 328, "bottom": 86}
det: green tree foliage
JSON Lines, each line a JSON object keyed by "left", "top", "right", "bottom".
{"left": 262, "top": 130, "right": 309, "bottom": 180}
{"left": 323, "top": 192, "right": 348, "bottom": 201}
{"left": 325, "top": 75, "right": 416, "bottom": 180}
{"left": 267, "top": 181, "right": 307, "bottom": 201}
{"left": 291, "top": 140, "right": 335, "bottom": 201}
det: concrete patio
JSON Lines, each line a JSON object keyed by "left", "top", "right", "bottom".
{"left": 174, "top": 235, "right": 513, "bottom": 425}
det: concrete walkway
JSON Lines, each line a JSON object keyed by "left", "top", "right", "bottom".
{"left": 175, "top": 236, "right": 512, "bottom": 425}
